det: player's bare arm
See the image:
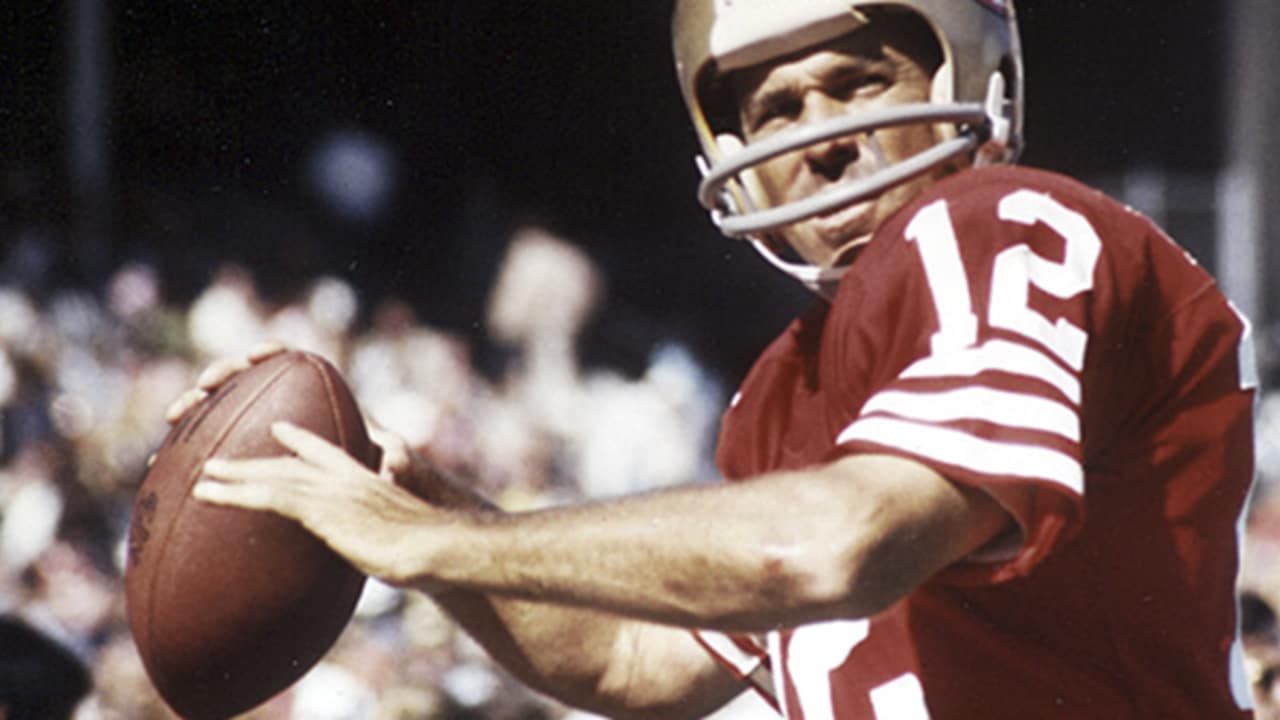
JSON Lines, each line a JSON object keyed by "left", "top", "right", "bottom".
{"left": 175, "top": 345, "right": 1009, "bottom": 712}
{"left": 198, "top": 423, "right": 1008, "bottom": 629}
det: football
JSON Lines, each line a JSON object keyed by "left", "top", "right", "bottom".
{"left": 125, "top": 350, "right": 375, "bottom": 719}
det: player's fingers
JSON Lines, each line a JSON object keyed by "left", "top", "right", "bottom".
{"left": 196, "top": 356, "right": 253, "bottom": 390}
{"left": 202, "top": 456, "right": 338, "bottom": 504}
{"left": 247, "top": 341, "right": 287, "bottom": 362}
{"left": 165, "top": 388, "right": 208, "bottom": 424}
{"left": 270, "top": 422, "right": 367, "bottom": 475}
{"left": 192, "top": 478, "right": 285, "bottom": 514}
{"left": 202, "top": 456, "right": 294, "bottom": 483}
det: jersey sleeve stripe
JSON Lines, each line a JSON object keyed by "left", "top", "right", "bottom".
{"left": 691, "top": 630, "right": 780, "bottom": 711}
{"left": 837, "top": 416, "right": 1084, "bottom": 494}
{"left": 900, "top": 338, "right": 1080, "bottom": 404}
{"left": 692, "top": 630, "right": 769, "bottom": 673}
{"left": 860, "top": 386, "right": 1080, "bottom": 441}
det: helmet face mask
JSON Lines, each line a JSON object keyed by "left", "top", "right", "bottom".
{"left": 672, "top": 0, "right": 1023, "bottom": 297}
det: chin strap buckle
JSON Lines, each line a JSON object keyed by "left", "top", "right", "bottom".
{"left": 976, "top": 72, "right": 1012, "bottom": 166}
{"left": 984, "top": 72, "right": 1011, "bottom": 147}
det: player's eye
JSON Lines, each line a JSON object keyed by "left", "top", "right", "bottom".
{"left": 833, "top": 73, "right": 891, "bottom": 100}
{"left": 749, "top": 96, "right": 802, "bottom": 133}
{"left": 1260, "top": 666, "right": 1279, "bottom": 693}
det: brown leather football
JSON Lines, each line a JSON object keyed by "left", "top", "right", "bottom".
{"left": 125, "top": 350, "right": 374, "bottom": 719}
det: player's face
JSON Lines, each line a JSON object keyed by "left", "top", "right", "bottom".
{"left": 731, "top": 19, "right": 947, "bottom": 268}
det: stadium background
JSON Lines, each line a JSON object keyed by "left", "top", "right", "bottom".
{"left": 5, "top": 2, "right": 1280, "bottom": 718}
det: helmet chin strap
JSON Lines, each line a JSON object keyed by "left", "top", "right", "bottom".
{"left": 747, "top": 238, "right": 848, "bottom": 300}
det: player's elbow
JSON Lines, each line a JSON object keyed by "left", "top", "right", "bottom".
{"left": 760, "top": 524, "right": 913, "bottom": 621}
{"left": 839, "top": 522, "right": 936, "bottom": 615}
{"left": 759, "top": 466, "right": 939, "bottom": 620}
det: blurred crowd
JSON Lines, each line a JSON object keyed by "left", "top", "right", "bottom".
{"left": 6, "top": 221, "right": 1280, "bottom": 719}
{"left": 1241, "top": 394, "right": 1280, "bottom": 720}
{"left": 0, "top": 227, "right": 740, "bottom": 719}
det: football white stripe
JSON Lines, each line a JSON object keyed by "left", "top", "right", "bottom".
{"left": 837, "top": 416, "right": 1084, "bottom": 494}
{"left": 860, "top": 386, "right": 1080, "bottom": 442}
{"left": 899, "top": 339, "right": 1081, "bottom": 405}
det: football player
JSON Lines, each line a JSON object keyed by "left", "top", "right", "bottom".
{"left": 183, "top": 1, "right": 1258, "bottom": 717}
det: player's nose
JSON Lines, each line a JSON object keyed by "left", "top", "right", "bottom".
{"left": 802, "top": 94, "right": 860, "bottom": 182}
{"left": 804, "top": 132, "right": 860, "bottom": 183}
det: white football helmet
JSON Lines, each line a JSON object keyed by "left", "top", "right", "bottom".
{"left": 672, "top": 0, "right": 1023, "bottom": 297}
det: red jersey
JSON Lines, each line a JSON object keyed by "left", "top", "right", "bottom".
{"left": 709, "top": 165, "right": 1257, "bottom": 719}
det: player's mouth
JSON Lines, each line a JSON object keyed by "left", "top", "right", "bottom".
{"left": 813, "top": 198, "right": 874, "bottom": 254}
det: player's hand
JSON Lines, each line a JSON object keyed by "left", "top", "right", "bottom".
{"left": 164, "top": 342, "right": 288, "bottom": 424}
{"left": 194, "top": 420, "right": 451, "bottom": 590}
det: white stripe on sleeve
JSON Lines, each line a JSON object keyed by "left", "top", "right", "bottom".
{"left": 899, "top": 339, "right": 1081, "bottom": 405}
{"left": 860, "top": 386, "right": 1080, "bottom": 442}
{"left": 837, "top": 416, "right": 1083, "bottom": 494}
{"left": 692, "top": 630, "right": 778, "bottom": 709}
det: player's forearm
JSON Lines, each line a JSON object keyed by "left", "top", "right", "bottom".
{"left": 406, "top": 466, "right": 877, "bottom": 632}
{"left": 399, "top": 455, "right": 791, "bottom": 633}
{"left": 408, "top": 455, "right": 1004, "bottom": 632}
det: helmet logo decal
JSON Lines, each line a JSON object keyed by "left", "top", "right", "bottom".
{"left": 973, "top": 0, "right": 1010, "bottom": 17}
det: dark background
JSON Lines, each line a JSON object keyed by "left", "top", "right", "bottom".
{"left": 0, "top": 1, "right": 1224, "bottom": 383}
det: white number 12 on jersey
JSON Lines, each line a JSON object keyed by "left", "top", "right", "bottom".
{"left": 904, "top": 190, "right": 1102, "bottom": 370}
{"left": 787, "top": 621, "right": 930, "bottom": 719}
